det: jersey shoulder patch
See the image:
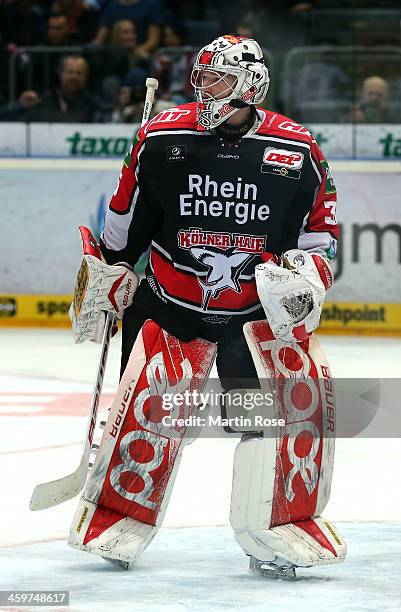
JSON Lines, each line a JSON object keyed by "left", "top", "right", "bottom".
{"left": 145, "top": 102, "right": 198, "bottom": 134}
{"left": 257, "top": 110, "right": 312, "bottom": 144}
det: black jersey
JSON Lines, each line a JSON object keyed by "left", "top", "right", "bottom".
{"left": 100, "top": 102, "right": 338, "bottom": 323}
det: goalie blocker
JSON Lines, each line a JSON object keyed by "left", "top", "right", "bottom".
{"left": 69, "top": 316, "right": 345, "bottom": 572}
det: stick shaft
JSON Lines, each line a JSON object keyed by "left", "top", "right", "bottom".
{"left": 141, "top": 78, "right": 159, "bottom": 126}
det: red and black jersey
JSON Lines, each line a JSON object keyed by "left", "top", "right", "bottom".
{"left": 100, "top": 102, "right": 338, "bottom": 321}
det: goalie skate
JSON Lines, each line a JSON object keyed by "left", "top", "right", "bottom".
{"left": 69, "top": 497, "right": 158, "bottom": 565}
{"left": 249, "top": 556, "right": 297, "bottom": 580}
{"left": 102, "top": 557, "right": 130, "bottom": 570}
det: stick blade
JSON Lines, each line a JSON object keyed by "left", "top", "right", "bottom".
{"left": 29, "top": 458, "right": 87, "bottom": 510}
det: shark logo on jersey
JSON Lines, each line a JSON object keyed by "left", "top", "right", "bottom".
{"left": 177, "top": 228, "right": 266, "bottom": 310}
{"left": 190, "top": 248, "right": 254, "bottom": 310}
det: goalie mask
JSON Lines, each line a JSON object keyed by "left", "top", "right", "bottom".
{"left": 191, "top": 35, "right": 269, "bottom": 130}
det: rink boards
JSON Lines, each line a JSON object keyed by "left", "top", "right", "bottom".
{"left": 1, "top": 294, "right": 401, "bottom": 337}
{"left": 1, "top": 159, "right": 400, "bottom": 335}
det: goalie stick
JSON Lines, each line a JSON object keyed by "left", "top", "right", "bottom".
{"left": 30, "top": 313, "right": 114, "bottom": 510}
{"left": 29, "top": 78, "right": 159, "bottom": 511}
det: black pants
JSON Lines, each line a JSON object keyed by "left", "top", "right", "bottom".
{"left": 121, "top": 285, "right": 261, "bottom": 392}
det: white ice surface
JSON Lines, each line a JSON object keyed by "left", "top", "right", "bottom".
{"left": 1, "top": 525, "right": 401, "bottom": 612}
{"left": 0, "top": 330, "right": 400, "bottom": 611}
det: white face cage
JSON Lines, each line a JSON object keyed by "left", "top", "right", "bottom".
{"left": 191, "top": 66, "right": 245, "bottom": 104}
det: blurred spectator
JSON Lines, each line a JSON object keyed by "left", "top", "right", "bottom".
{"left": 110, "top": 85, "right": 138, "bottom": 122}
{"left": 93, "top": 0, "right": 163, "bottom": 57}
{"left": 283, "top": 52, "right": 350, "bottom": 121}
{"left": 152, "top": 22, "right": 194, "bottom": 105}
{"left": 351, "top": 76, "right": 399, "bottom": 123}
{"left": 0, "top": 88, "right": 41, "bottom": 120}
{"left": 4, "top": 10, "right": 77, "bottom": 103}
{"left": 51, "top": 0, "right": 100, "bottom": 42}
{"left": 111, "top": 19, "right": 149, "bottom": 68}
{"left": 95, "top": 20, "right": 149, "bottom": 106}
{"left": 111, "top": 18, "right": 138, "bottom": 48}
{"left": 292, "top": 57, "right": 349, "bottom": 102}
{"left": 26, "top": 12, "right": 75, "bottom": 91}
{"left": 13, "top": 55, "right": 107, "bottom": 121}
{"left": 162, "top": 21, "right": 187, "bottom": 48}
{"left": 110, "top": 82, "right": 174, "bottom": 123}
{"left": 45, "top": 12, "right": 72, "bottom": 45}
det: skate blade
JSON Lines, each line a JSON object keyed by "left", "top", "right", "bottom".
{"left": 102, "top": 556, "right": 130, "bottom": 570}
{"left": 249, "top": 556, "right": 296, "bottom": 580}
